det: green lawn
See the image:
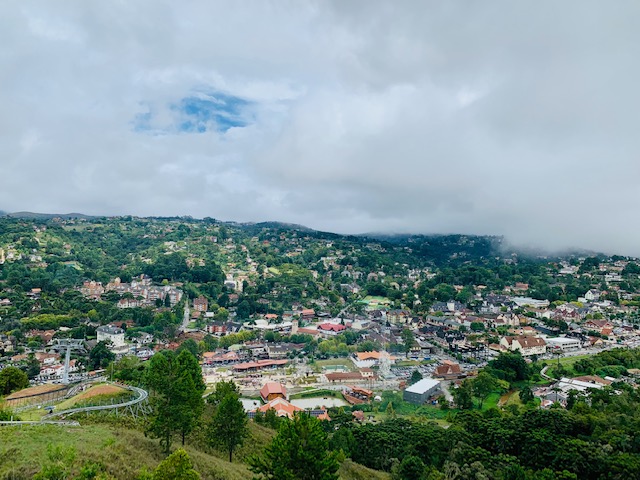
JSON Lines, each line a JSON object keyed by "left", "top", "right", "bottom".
{"left": 546, "top": 354, "right": 593, "bottom": 377}
{"left": 480, "top": 392, "right": 501, "bottom": 411}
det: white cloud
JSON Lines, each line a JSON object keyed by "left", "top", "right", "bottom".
{"left": 1, "top": 1, "right": 640, "bottom": 255}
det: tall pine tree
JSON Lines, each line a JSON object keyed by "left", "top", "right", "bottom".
{"left": 249, "top": 413, "right": 339, "bottom": 480}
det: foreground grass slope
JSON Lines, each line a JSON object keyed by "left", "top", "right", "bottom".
{"left": 0, "top": 421, "right": 390, "bottom": 480}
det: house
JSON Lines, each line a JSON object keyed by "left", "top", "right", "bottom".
{"left": 317, "top": 323, "right": 347, "bottom": 335}
{"left": 260, "top": 382, "right": 287, "bottom": 402}
{"left": 117, "top": 298, "right": 140, "bottom": 309}
{"left": 79, "top": 281, "right": 104, "bottom": 299}
{"left": 252, "top": 397, "right": 302, "bottom": 419}
{"left": 193, "top": 296, "right": 208, "bottom": 312}
{"left": 500, "top": 335, "right": 546, "bottom": 356}
{"left": 96, "top": 325, "right": 126, "bottom": 348}
{"left": 266, "top": 343, "right": 304, "bottom": 359}
{"left": 584, "top": 319, "right": 613, "bottom": 334}
{"left": 584, "top": 290, "right": 601, "bottom": 302}
{"left": 300, "top": 309, "right": 316, "bottom": 320}
{"left": 202, "top": 351, "right": 239, "bottom": 365}
{"left": 387, "top": 310, "right": 411, "bottom": 324}
{"left": 434, "top": 360, "right": 464, "bottom": 379}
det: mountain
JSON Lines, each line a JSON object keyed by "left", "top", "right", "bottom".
{"left": 5, "top": 211, "right": 98, "bottom": 220}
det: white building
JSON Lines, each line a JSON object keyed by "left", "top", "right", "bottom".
{"left": 96, "top": 325, "right": 126, "bottom": 348}
{"left": 500, "top": 335, "right": 547, "bottom": 356}
{"left": 404, "top": 378, "right": 441, "bottom": 405}
{"left": 546, "top": 336, "right": 581, "bottom": 352}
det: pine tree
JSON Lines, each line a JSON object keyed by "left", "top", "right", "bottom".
{"left": 208, "top": 390, "right": 248, "bottom": 462}
{"left": 144, "top": 350, "right": 204, "bottom": 453}
{"left": 249, "top": 413, "right": 339, "bottom": 480}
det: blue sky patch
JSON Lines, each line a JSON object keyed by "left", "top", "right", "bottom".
{"left": 133, "top": 90, "right": 253, "bottom": 134}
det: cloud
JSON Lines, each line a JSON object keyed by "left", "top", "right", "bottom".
{"left": 1, "top": 1, "right": 640, "bottom": 255}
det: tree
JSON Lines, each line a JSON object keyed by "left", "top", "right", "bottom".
{"left": 26, "top": 353, "right": 42, "bottom": 379}
{"left": 144, "top": 350, "right": 204, "bottom": 453}
{"left": 393, "top": 455, "right": 426, "bottom": 480}
{"left": 177, "top": 339, "right": 200, "bottom": 359}
{"left": 207, "top": 379, "right": 240, "bottom": 407}
{"left": 208, "top": 391, "right": 248, "bottom": 462}
{"left": 152, "top": 449, "right": 200, "bottom": 480}
{"left": 452, "top": 380, "right": 474, "bottom": 410}
{"left": 88, "top": 341, "right": 116, "bottom": 370}
{"left": 520, "top": 385, "right": 535, "bottom": 404}
{"left": 400, "top": 329, "right": 416, "bottom": 356}
{"left": 175, "top": 349, "right": 206, "bottom": 445}
{"left": 0, "top": 366, "right": 29, "bottom": 395}
{"left": 471, "top": 371, "right": 499, "bottom": 409}
{"left": 410, "top": 369, "right": 423, "bottom": 385}
{"left": 249, "top": 413, "right": 339, "bottom": 480}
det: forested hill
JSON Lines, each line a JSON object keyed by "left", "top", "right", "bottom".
{"left": 0, "top": 214, "right": 620, "bottom": 329}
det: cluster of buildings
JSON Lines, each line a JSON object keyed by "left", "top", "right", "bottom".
{"left": 79, "top": 275, "right": 183, "bottom": 308}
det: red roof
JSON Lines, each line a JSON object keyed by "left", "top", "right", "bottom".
{"left": 318, "top": 323, "right": 346, "bottom": 332}
{"left": 260, "top": 382, "right": 287, "bottom": 401}
{"left": 256, "top": 397, "right": 302, "bottom": 418}
{"left": 232, "top": 359, "right": 288, "bottom": 371}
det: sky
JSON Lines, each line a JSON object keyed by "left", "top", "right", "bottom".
{"left": 1, "top": 1, "right": 640, "bottom": 255}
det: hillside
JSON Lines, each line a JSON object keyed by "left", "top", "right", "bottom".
{"left": 0, "top": 422, "right": 390, "bottom": 480}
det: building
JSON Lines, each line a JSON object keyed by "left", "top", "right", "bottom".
{"left": 260, "top": 382, "right": 287, "bottom": 402}
{"left": 434, "top": 360, "right": 464, "bottom": 379}
{"left": 317, "top": 323, "right": 347, "bottom": 335}
{"left": 252, "top": 397, "right": 302, "bottom": 419}
{"left": 500, "top": 335, "right": 547, "bottom": 356}
{"left": 546, "top": 336, "right": 581, "bottom": 352}
{"left": 193, "top": 296, "right": 208, "bottom": 312}
{"left": 403, "top": 378, "right": 441, "bottom": 405}
{"left": 351, "top": 351, "right": 396, "bottom": 369}
{"left": 96, "top": 325, "right": 125, "bottom": 348}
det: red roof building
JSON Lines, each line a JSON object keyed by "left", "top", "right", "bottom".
{"left": 260, "top": 382, "right": 287, "bottom": 402}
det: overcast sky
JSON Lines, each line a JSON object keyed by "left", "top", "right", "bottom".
{"left": 2, "top": 1, "right": 640, "bottom": 255}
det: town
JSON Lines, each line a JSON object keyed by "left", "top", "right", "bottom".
{"left": 3, "top": 215, "right": 640, "bottom": 478}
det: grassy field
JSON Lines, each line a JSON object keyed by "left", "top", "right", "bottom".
{"left": 546, "top": 354, "right": 593, "bottom": 377}
{"left": 0, "top": 422, "right": 390, "bottom": 480}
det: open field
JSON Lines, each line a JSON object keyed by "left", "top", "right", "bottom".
{"left": 546, "top": 354, "right": 593, "bottom": 377}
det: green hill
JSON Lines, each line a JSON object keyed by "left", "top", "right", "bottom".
{"left": 0, "top": 421, "right": 390, "bottom": 480}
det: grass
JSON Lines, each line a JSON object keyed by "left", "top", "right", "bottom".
{"left": 0, "top": 421, "right": 389, "bottom": 480}
{"left": 339, "top": 459, "right": 391, "bottom": 480}
{"left": 0, "top": 422, "right": 256, "bottom": 480}
{"left": 480, "top": 392, "right": 501, "bottom": 411}
{"left": 546, "top": 354, "right": 593, "bottom": 377}
{"left": 395, "top": 360, "right": 421, "bottom": 367}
